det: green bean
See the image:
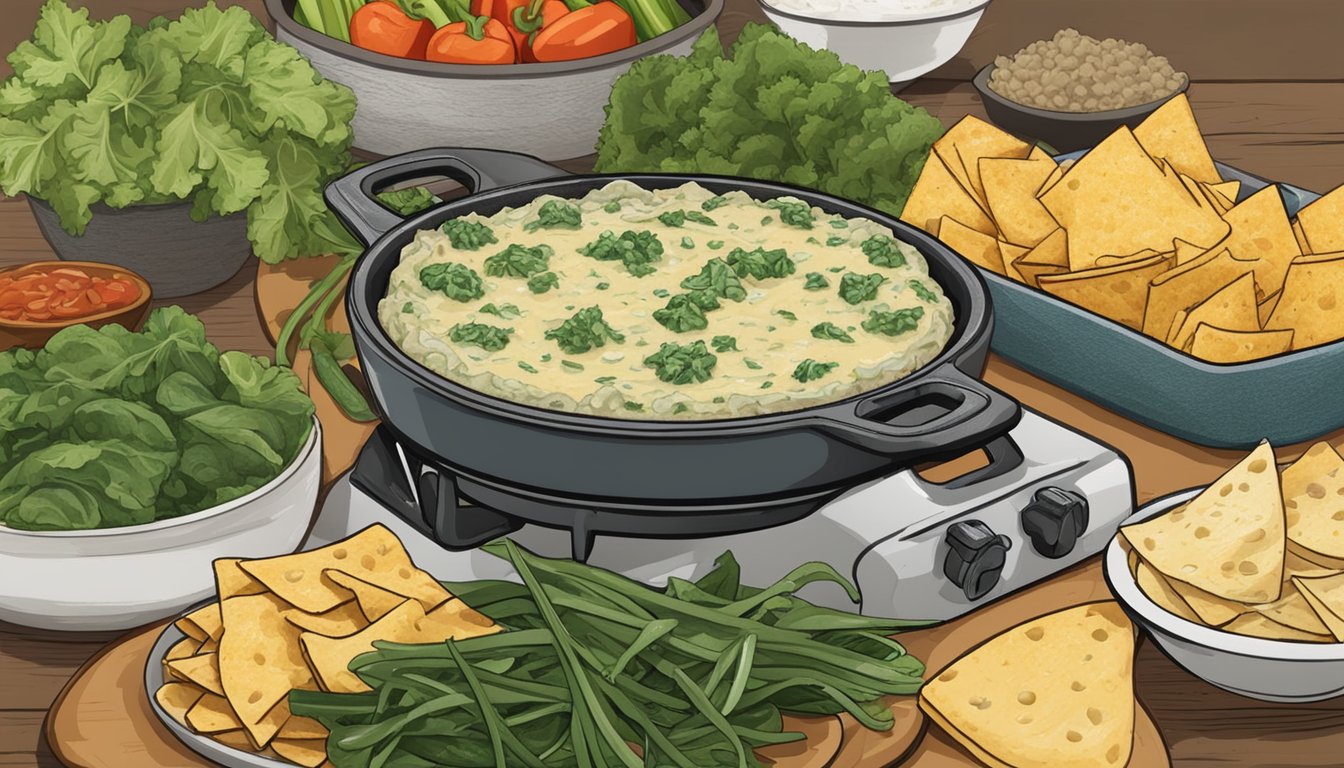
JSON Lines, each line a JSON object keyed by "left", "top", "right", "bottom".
{"left": 442, "top": 646, "right": 506, "bottom": 768}
{"left": 311, "top": 346, "right": 377, "bottom": 421}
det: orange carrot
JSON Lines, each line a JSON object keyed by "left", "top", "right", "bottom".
{"left": 425, "top": 16, "right": 518, "bottom": 64}
{"left": 529, "top": 2, "right": 634, "bottom": 62}
{"left": 349, "top": 1, "right": 436, "bottom": 59}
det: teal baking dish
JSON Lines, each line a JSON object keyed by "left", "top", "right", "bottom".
{"left": 982, "top": 156, "right": 1326, "bottom": 448}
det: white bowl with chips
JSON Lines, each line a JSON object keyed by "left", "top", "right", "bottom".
{"left": 1105, "top": 488, "right": 1344, "bottom": 703}
{"left": 0, "top": 418, "right": 323, "bottom": 632}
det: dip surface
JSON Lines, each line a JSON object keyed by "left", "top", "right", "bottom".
{"left": 378, "top": 181, "right": 955, "bottom": 420}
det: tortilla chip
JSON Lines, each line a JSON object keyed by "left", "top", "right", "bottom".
{"left": 247, "top": 699, "right": 295, "bottom": 751}
{"left": 284, "top": 600, "right": 370, "bottom": 638}
{"left": 1135, "top": 560, "right": 1202, "bottom": 624}
{"left": 272, "top": 738, "right": 328, "bottom": 768}
{"left": 937, "top": 216, "right": 1006, "bottom": 274}
{"left": 155, "top": 682, "right": 206, "bottom": 727}
{"left": 1120, "top": 441, "right": 1285, "bottom": 603}
{"left": 1166, "top": 577, "right": 1248, "bottom": 626}
{"left": 1281, "top": 442, "right": 1344, "bottom": 562}
{"left": 1264, "top": 252, "right": 1344, "bottom": 349}
{"left": 1207, "top": 180, "right": 1241, "bottom": 205}
{"left": 1011, "top": 228, "right": 1070, "bottom": 287}
{"left": 166, "top": 653, "right": 224, "bottom": 697}
{"left": 935, "top": 114, "right": 1031, "bottom": 206}
{"left": 215, "top": 558, "right": 268, "bottom": 601}
{"left": 1172, "top": 238, "right": 1210, "bottom": 266}
{"left": 1142, "top": 247, "right": 1250, "bottom": 339}
{"left": 1293, "top": 573, "right": 1344, "bottom": 641}
{"left": 1221, "top": 185, "right": 1302, "bottom": 296}
{"left": 1189, "top": 325, "right": 1294, "bottom": 363}
{"left": 166, "top": 638, "right": 202, "bottom": 661}
{"left": 998, "top": 240, "right": 1031, "bottom": 283}
{"left": 1293, "top": 218, "right": 1312, "bottom": 255}
{"left": 1174, "top": 170, "right": 1220, "bottom": 215}
{"left": 1296, "top": 184, "right": 1344, "bottom": 254}
{"left": 239, "top": 525, "right": 452, "bottom": 615}
{"left": 218, "top": 593, "right": 315, "bottom": 741}
{"left": 323, "top": 570, "right": 407, "bottom": 623}
{"left": 1041, "top": 128, "right": 1228, "bottom": 271}
{"left": 1167, "top": 272, "right": 1260, "bottom": 350}
{"left": 187, "top": 693, "right": 245, "bottom": 734}
{"left": 1223, "top": 612, "right": 1331, "bottom": 642}
{"left": 1038, "top": 252, "right": 1173, "bottom": 330}
{"left": 979, "top": 155, "right": 1060, "bottom": 247}
{"left": 900, "top": 153, "right": 996, "bottom": 237}
{"left": 1133, "top": 93, "right": 1221, "bottom": 185}
{"left": 177, "top": 603, "right": 223, "bottom": 644}
{"left": 1252, "top": 583, "right": 1331, "bottom": 636}
{"left": 211, "top": 730, "right": 257, "bottom": 750}
{"left": 278, "top": 715, "right": 329, "bottom": 741}
{"left": 302, "top": 599, "right": 499, "bottom": 694}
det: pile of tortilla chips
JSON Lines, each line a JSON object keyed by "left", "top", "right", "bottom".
{"left": 901, "top": 93, "right": 1344, "bottom": 364}
{"left": 1118, "top": 440, "right": 1344, "bottom": 642}
{"left": 155, "top": 524, "right": 500, "bottom": 767}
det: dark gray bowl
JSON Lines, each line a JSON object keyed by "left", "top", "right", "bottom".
{"left": 984, "top": 155, "right": 1327, "bottom": 448}
{"left": 972, "top": 63, "right": 1189, "bottom": 152}
{"left": 27, "top": 197, "right": 251, "bottom": 299}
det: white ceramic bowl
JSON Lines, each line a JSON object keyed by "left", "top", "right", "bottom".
{"left": 757, "top": 0, "right": 989, "bottom": 84}
{"left": 0, "top": 418, "right": 323, "bottom": 632}
{"left": 265, "top": 0, "right": 723, "bottom": 161}
{"left": 1105, "top": 488, "right": 1344, "bottom": 703}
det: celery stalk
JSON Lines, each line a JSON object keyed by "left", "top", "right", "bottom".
{"left": 295, "top": 0, "right": 329, "bottom": 33}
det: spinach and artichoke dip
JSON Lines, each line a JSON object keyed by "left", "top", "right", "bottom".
{"left": 378, "top": 181, "right": 955, "bottom": 419}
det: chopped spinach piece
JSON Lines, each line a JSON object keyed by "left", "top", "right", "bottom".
{"left": 596, "top": 282, "right": 610, "bottom": 290}
{"left": 680, "top": 236, "right": 695, "bottom": 249}
{"left": 624, "top": 401, "right": 644, "bottom": 412}
{"left": 727, "top": 223, "right": 739, "bottom": 230}
{"left": 839, "top": 272, "right": 887, "bottom": 304}
{"left": 653, "top": 294, "right": 709, "bottom": 333}
{"left": 527, "top": 272, "right": 560, "bottom": 294}
{"left": 480, "top": 303, "right": 522, "bottom": 319}
{"left": 686, "top": 290, "right": 723, "bottom": 311}
{"left": 603, "top": 200, "right": 622, "bottom": 213}
{"left": 673, "top": 403, "right": 690, "bottom": 414}
{"left": 825, "top": 235, "right": 847, "bottom": 247}
{"left": 517, "top": 361, "right": 537, "bottom": 373}
{"left": 449, "top": 322, "right": 513, "bottom": 352}
{"left": 707, "top": 240, "right": 724, "bottom": 250}
{"left": 561, "top": 360, "right": 584, "bottom": 371}
{"left": 401, "top": 301, "right": 414, "bottom": 313}
{"left": 440, "top": 219, "right": 496, "bottom": 250}
{"left": 743, "top": 359, "right": 763, "bottom": 370}
{"left": 768, "top": 200, "right": 814, "bottom": 229}
{"left": 419, "top": 262, "right": 483, "bottom": 302}
{"left": 828, "top": 219, "right": 848, "bottom": 229}
{"left": 595, "top": 376, "right": 617, "bottom": 384}
{"left": 863, "top": 306, "right": 925, "bottom": 336}
{"left": 525, "top": 200, "right": 582, "bottom": 231}
{"left": 804, "top": 272, "right": 829, "bottom": 291}
{"left": 713, "top": 396, "right": 726, "bottom": 403}
{"left": 909, "top": 279, "right": 938, "bottom": 303}
{"left": 681, "top": 258, "right": 747, "bottom": 307}
{"left": 827, "top": 266, "right": 845, "bottom": 273}
{"left": 760, "top": 216, "right": 774, "bottom": 226}
{"left": 811, "top": 322, "right": 854, "bottom": 343}
{"left": 658, "top": 210, "right": 687, "bottom": 227}
{"left": 775, "top": 309, "right": 797, "bottom": 321}
{"left": 545, "top": 306, "right": 626, "bottom": 354}
{"left": 483, "top": 244, "right": 551, "bottom": 277}
{"left": 579, "top": 230, "right": 664, "bottom": 277}
{"left": 701, "top": 195, "right": 728, "bottom": 211}
{"left": 862, "top": 235, "right": 907, "bottom": 268}
{"left": 541, "top": 354, "right": 552, "bottom": 362}
{"left": 726, "top": 247, "right": 795, "bottom": 280}
{"left": 686, "top": 211, "right": 717, "bottom": 226}
{"left": 793, "top": 359, "right": 838, "bottom": 383}
{"left": 711, "top": 335, "right": 738, "bottom": 352}
{"left": 652, "top": 288, "right": 671, "bottom": 298}
{"left": 643, "top": 340, "right": 717, "bottom": 384}
{"left": 761, "top": 381, "right": 773, "bottom": 389}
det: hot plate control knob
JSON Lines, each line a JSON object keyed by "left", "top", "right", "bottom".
{"left": 943, "top": 521, "right": 1012, "bottom": 601}
{"left": 1021, "top": 487, "right": 1090, "bottom": 560}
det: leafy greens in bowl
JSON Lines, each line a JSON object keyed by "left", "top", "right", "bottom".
{"left": 0, "top": 306, "right": 316, "bottom": 531}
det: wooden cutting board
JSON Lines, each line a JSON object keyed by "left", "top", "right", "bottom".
{"left": 45, "top": 554, "right": 1167, "bottom": 768}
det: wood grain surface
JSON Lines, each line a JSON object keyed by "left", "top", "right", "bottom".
{"left": 4, "top": 0, "right": 1344, "bottom": 766}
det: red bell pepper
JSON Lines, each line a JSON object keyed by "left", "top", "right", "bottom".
{"left": 529, "top": 1, "right": 635, "bottom": 62}
{"left": 425, "top": 15, "right": 518, "bottom": 64}
{"left": 349, "top": 1, "right": 436, "bottom": 59}
{"left": 510, "top": 0, "right": 571, "bottom": 61}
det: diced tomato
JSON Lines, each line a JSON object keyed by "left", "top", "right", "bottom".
{"left": 0, "top": 267, "right": 141, "bottom": 322}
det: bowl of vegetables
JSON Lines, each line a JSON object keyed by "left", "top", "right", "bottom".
{"left": 0, "top": 307, "right": 323, "bottom": 631}
{"left": 265, "top": 0, "right": 723, "bottom": 160}
{"left": 0, "top": 1, "right": 364, "bottom": 298}
{"left": 0, "top": 261, "right": 152, "bottom": 352}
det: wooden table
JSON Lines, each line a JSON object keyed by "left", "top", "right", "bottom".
{"left": 4, "top": 0, "right": 1344, "bottom": 766}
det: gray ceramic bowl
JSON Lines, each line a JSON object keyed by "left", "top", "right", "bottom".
{"left": 972, "top": 63, "right": 1189, "bottom": 152}
{"left": 27, "top": 197, "right": 251, "bottom": 299}
{"left": 982, "top": 157, "right": 1325, "bottom": 448}
{"left": 1106, "top": 489, "right": 1344, "bottom": 703}
{"left": 264, "top": 0, "right": 722, "bottom": 161}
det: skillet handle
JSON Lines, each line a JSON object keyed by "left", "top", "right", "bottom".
{"left": 324, "top": 148, "right": 570, "bottom": 245}
{"left": 807, "top": 365, "right": 1021, "bottom": 459}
